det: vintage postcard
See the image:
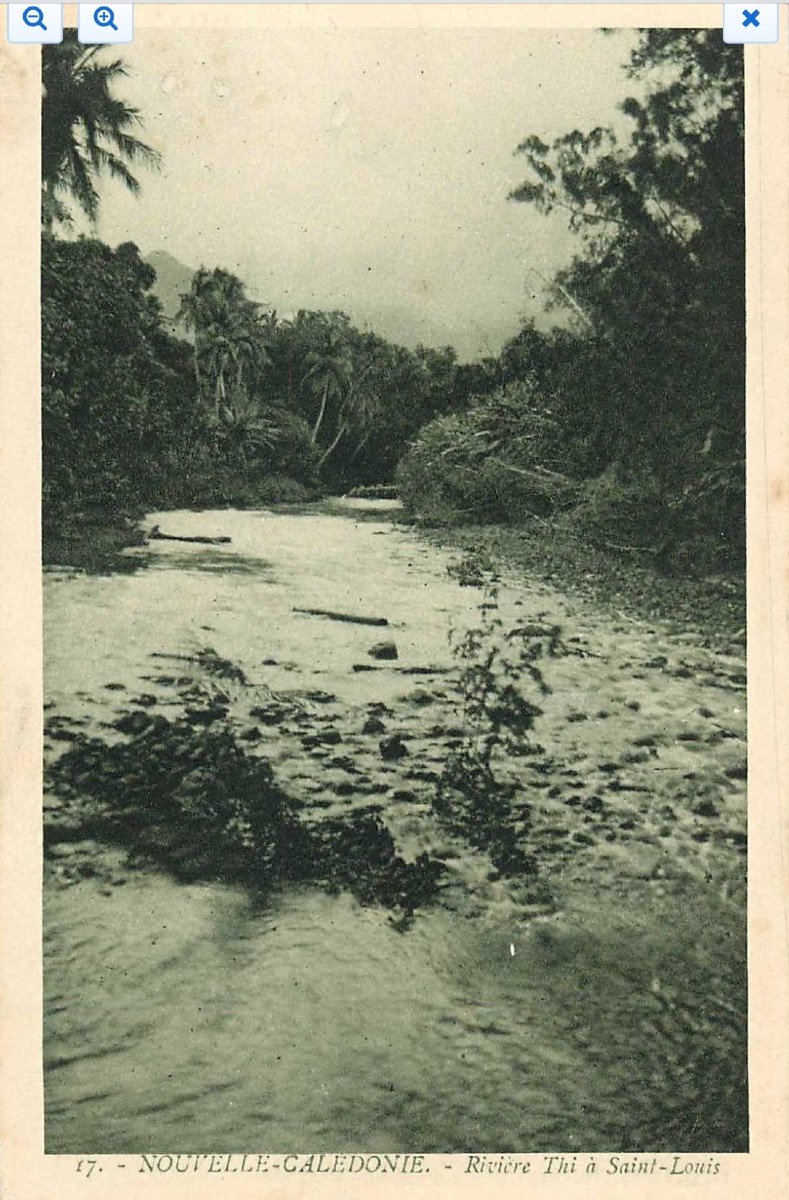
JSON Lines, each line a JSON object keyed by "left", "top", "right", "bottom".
{"left": 0, "top": 4, "right": 787, "bottom": 1199}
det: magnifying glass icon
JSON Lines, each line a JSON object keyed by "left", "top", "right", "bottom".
{"left": 93, "top": 5, "right": 118, "bottom": 31}
{"left": 22, "top": 6, "right": 47, "bottom": 29}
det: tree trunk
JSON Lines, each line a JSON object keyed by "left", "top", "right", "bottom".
{"left": 193, "top": 340, "right": 202, "bottom": 402}
{"left": 42, "top": 178, "right": 55, "bottom": 234}
{"left": 215, "top": 368, "right": 226, "bottom": 419}
{"left": 317, "top": 420, "right": 348, "bottom": 468}
{"left": 349, "top": 431, "right": 372, "bottom": 462}
{"left": 311, "top": 378, "right": 330, "bottom": 444}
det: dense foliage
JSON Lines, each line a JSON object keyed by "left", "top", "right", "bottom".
{"left": 41, "top": 234, "right": 468, "bottom": 522}
{"left": 397, "top": 380, "right": 579, "bottom": 524}
{"left": 40, "top": 36, "right": 467, "bottom": 528}
{"left": 400, "top": 31, "right": 745, "bottom": 572}
{"left": 41, "top": 238, "right": 322, "bottom": 520}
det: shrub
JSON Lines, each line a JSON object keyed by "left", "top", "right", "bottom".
{"left": 434, "top": 570, "right": 556, "bottom": 895}
{"left": 265, "top": 410, "right": 321, "bottom": 484}
{"left": 148, "top": 462, "right": 315, "bottom": 509}
{"left": 397, "top": 382, "right": 577, "bottom": 524}
{"left": 570, "top": 460, "right": 745, "bottom": 574}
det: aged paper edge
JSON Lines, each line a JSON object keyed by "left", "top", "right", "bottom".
{"left": 0, "top": 5, "right": 787, "bottom": 1198}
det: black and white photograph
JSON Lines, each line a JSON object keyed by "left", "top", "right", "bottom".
{"left": 39, "top": 19, "right": 749, "bottom": 1156}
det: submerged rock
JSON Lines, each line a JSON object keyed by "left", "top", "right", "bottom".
{"left": 302, "top": 729, "right": 342, "bottom": 748}
{"left": 368, "top": 640, "right": 399, "bottom": 661}
{"left": 380, "top": 734, "right": 409, "bottom": 761}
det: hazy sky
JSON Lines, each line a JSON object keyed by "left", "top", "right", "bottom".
{"left": 84, "top": 27, "right": 638, "bottom": 360}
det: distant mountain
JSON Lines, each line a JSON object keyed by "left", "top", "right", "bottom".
{"left": 145, "top": 250, "right": 195, "bottom": 334}
{"left": 144, "top": 249, "right": 477, "bottom": 357}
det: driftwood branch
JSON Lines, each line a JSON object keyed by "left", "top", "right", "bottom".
{"left": 488, "top": 458, "right": 570, "bottom": 484}
{"left": 149, "top": 525, "right": 231, "bottom": 546}
{"left": 293, "top": 607, "right": 389, "bottom": 627}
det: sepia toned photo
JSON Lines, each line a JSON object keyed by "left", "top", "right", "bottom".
{"left": 37, "top": 18, "right": 751, "bottom": 1158}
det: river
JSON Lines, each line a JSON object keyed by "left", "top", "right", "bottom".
{"left": 43, "top": 502, "right": 748, "bottom": 1153}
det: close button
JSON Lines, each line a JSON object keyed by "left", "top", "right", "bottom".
{"left": 723, "top": 3, "right": 779, "bottom": 43}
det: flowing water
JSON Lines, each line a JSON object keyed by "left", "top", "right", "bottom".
{"left": 43, "top": 503, "right": 748, "bottom": 1153}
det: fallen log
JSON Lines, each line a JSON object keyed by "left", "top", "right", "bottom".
{"left": 293, "top": 607, "right": 389, "bottom": 627}
{"left": 396, "top": 666, "right": 451, "bottom": 675}
{"left": 148, "top": 525, "right": 232, "bottom": 546}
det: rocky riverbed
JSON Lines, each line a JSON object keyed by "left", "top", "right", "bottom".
{"left": 43, "top": 501, "right": 747, "bottom": 1153}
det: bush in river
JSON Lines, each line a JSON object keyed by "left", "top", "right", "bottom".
{"left": 435, "top": 561, "right": 557, "bottom": 893}
{"left": 46, "top": 681, "right": 447, "bottom": 915}
{"left": 48, "top": 704, "right": 299, "bottom": 883}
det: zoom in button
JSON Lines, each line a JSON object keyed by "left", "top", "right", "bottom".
{"left": 77, "top": 3, "right": 132, "bottom": 44}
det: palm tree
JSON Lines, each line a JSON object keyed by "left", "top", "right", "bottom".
{"left": 302, "top": 325, "right": 354, "bottom": 444}
{"left": 42, "top": 31, "right": 161, "bottom": 231}
{"left": 314, "top": 336, "right": 389, "bottom": 469}
{"left": 175, "top": 266, "right": 215, "bottom": 403}
{"left": 217, "top": 388, "right": 280, "bottom": 466}
{"left": 316, "top": 385, "right": 381, "bottom": 470}
{"left": 177, "top": 268, "right": 270, "bottom": 417}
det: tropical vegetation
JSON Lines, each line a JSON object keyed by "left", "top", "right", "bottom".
{"left": 399, "top": 30, "right": 745, "bottom": 571}
{"left": 42, "top": 29, "right": 745, "bottom": 576}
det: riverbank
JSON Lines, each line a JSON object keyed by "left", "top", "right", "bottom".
{"left": 415, "top": 518, "right": 745, "bottom": 652}
{"left": 42, "top": 510, "right": 148, "bottom": 573}
{"left": 42, "top": 480, "right": 318, "bottom": 572}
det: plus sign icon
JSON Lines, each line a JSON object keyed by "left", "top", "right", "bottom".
{"left": 77, "top": 2, "right": 133, "bottom": 42}
{"left": 723, "top": 2, "right": 779, "bottom": 41}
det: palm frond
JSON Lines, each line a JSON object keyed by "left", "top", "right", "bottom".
{"left": 41, "top": 32, "right": 159, "bottom": 227}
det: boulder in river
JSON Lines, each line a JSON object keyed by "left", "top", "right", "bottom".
{"left": 380, "top": 734, "right": 409, "bottom": 761}
{"left": 302, "top": 729, "right": 342, "bottom": 748}
{"left": 368, "top": 640, "right": 399, "bottom": 661}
